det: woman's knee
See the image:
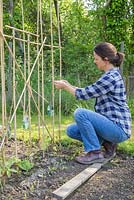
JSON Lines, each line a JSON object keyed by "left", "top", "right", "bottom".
{"left": 74, "top": 108, "right": 85, "bottom": 121}
{"left": 74, "top": 108, "right": 93, "bottom": 121}
{"left": 66, "top": 125, "right": 73, "bottom": 138}
{"left": 66, "top": 124, "right": 82, "bottom": 141}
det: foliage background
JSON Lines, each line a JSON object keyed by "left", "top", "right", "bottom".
{"left": 1, "top": 0, "right": 134, "bottom": 116}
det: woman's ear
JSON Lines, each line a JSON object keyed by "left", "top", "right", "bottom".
{"left": 104, "top": 57, "right": 108, "bottom": 61}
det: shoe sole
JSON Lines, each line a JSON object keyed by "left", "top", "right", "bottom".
{"left": 75, "top": 158, "right": 106, "bottom": 165}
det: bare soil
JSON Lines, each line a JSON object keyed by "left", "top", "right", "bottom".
{"left": 1, "top": 142, "right": 134, "bottom": 200}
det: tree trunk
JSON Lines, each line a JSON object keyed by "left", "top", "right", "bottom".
{"left": 53, "top": 0, "right": 63, "bottom": 43}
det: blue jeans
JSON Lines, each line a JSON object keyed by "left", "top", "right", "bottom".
{"left": 66, "top": 108, "right": 129, "bottom": 152}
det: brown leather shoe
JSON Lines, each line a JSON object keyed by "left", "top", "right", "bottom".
{"left": 102, "top": 141, "right": 117, "bottom": 158}
{"left": 75, "top": 150, "right": 105, "bottom": 165}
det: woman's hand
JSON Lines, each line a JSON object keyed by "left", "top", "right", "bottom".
{"left": 54, "top": 80, "right": 77, "bottom": 96}
{"left": 54, "top": 80, "right": 69, "bottom": 89}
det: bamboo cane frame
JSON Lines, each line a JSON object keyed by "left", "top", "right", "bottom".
{"left": 1, "top": 34, "right": 45, "bottom": 122}
{"left": 4, "top": 33, "right": 61, "bottom": 48}
{"left": 0, "top": 35, "right": 54, "bottom": 151}
{"left": 0, "top": 32, "right": 53, "bottom": 142}
{"left": 0, "top": 0, "right": 62, "bottom": 153}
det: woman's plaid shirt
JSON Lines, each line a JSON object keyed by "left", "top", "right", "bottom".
{"left": 75, "top": 68, "right": 131, "bottom": 136}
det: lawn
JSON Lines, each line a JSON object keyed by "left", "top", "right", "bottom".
{"left": 118, "top": 124, "right": 134, "bottom": 155}
{"left": 0, "top": 114, "right": 134, "bottom": 156}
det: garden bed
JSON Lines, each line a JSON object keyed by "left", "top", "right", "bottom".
{"left": 0, "top": 142, "right": 134, "bottom": 200}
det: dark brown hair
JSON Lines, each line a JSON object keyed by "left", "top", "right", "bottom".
{"left": 94, "top": 42, "right": 124, "bottom": 67}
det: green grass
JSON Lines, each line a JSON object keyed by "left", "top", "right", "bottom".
{"left": 118, "top": 125, "right": 134, "bottom": 156}
{"left": 6, "top": 114, "right": 74, "bottom": 151}
{"left": 0, "top": 114, "right": 134, "bottom": 156}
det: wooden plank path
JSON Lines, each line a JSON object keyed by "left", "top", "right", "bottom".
{"left": 52, "top": 158, "right": 112, "bottom": 200}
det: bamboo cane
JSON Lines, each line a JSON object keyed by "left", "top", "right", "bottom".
{"left": 50, "top": 0, "right": 55, "bottom": 142}
{"left": 37, "top": 0, "right": 41, "bottom": 146}
{"left": 40, "top": 0, "right": 45, "bottom": 151}
{"left": 57, "top": 0, "right": 62, "bottom": 142}
{"left": 0, "top": 0, "right": 6, "bottom": 167}
{"left": 27, "top": 33, "right": 32, "bottom": 148}
{"left": 13, "top": 29, "right": 18, "bottom": 158}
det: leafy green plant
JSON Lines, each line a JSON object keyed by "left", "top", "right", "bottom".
{"left": 0, "top": 157, "right": 18, "bottom": 178}
{"left": 18, "top": 159, "right": 33, "bottom": 171}
{"left": 0, "top": 157, "right": 33, "bottom": 179}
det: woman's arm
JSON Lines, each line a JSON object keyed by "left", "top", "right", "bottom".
{"left": 54, "top": 72, "right": 116, "bottom": 100}
{"left": 54, "top": 80, "right": 77, "bottom": 96}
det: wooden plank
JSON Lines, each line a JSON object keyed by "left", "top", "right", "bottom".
{"left": 52, "top": 158, "right": 112, "bottom": 200}
{"left": 52, "top": 163, "right": 102, "bottom": 200}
